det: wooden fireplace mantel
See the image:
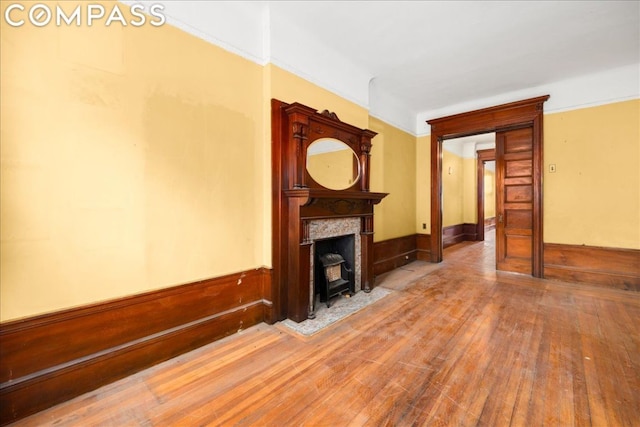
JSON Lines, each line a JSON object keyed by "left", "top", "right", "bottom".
{"left": 285, "top": 189, "right": 387, "bottom": 221}
{"left": 284, "top": 189, "right": 387, "bottom": 205}
{"left": 271, "top": 99, "right": 388, "bottom": 323}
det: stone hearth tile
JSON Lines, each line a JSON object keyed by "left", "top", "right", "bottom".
{"left": 281, "top": 287, "right": 391, "bottom": 336}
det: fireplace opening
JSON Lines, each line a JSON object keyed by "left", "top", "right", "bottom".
{"left": 314, "top": 234, "right": 356, "bottom": 308}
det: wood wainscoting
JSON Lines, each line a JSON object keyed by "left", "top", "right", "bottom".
{"left": 373, "top": 235, "right": 417, "bottom": 275}
{"left": 373, "top": 234, "right": 639, "bottom": 293}
{"left": 443, "top": 223, "right": 478, "bottom": 248}
{"left": 372, "top": 234, "right": 432, "bottom": 275}
{"left": 374, "top": 234, "right": 639, "bottom": 292}
{"left": 416, "top": 234, "right": 432, "bottom": 262}
{"left": 13, "top": 231, "right": 640, "bottom": 426}
{"left": 0, "top": 268, "right": 271, "bottom": 426}
{"left": 544, "top": 243, "right": 640, "bottom": 291}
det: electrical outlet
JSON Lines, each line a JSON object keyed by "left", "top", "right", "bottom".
{"left": 549, "top": 164, "right": 557, "bottom": 173}
{"left": 422, "top": 223, "right": 426, "bottom": 229}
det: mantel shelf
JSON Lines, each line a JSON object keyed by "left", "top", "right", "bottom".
{"left": 284, "top": 188, "right": 388, "bottom": 204}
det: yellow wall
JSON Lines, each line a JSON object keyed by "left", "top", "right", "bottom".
{"left": 544, "top": 99, "right": 640, "bottom": 249}
{"left": 0, "top": 7, "right": 412, "bottom": 320}
{"left": 0, "top": 2, "right": 265, "bottom": 321}
{"left": 462, "top": 157, "right": 477, "bottom": 224}
{"left": 417, "top": 100, "right": 639, "bottom": 249}
{"left": 369, "top": 117, "right": 417, "bottom": 241}
{"left": 2, "top": 3, "right": 637, "bottom": 322}
{"left": 442, "top": 149, "right": 463, "bottom": 227}
{"left": 484, "top": 167, "right": 496, "bottom": 218}
{"left": 415, "top": 140, "right": 475, "bottom": 233}
{"left": 267, "top": 65, "right": 369, "bottom": 130}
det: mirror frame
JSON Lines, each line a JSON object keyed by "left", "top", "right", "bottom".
{"left": 281, "top": 104, "right": 376, "bottom": 193}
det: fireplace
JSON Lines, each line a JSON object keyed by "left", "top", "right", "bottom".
{"left": 308, "top": 218, "right": 362, "bottom": 317}
{"left": 271, "top": 99, "right": 388, "bottom": 323}
{"left": 313, "top": 233, "right": 355, "bottom": 314}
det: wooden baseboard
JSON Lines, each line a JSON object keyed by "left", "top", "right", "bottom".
{"left": 443, "top": 224, "right": 464, "bottom": 248}
{"left": 443, "top": 223, "right": 478, "bottom": 248}
{"left": 372, "top": 234, "right": 639, "bottom": 293}
{"left": 416, "top": 234, "right": 432, "bottom": 262}
{"left": 0, "top": 268, "right": 271, "bottom": 426}
{"left": 373, "top": 235, "right": 418, "bottom": 275}
{"left": 463, "top": 223, "right": 478, "bottom": 241}
{"left": 544, "top": 243, "right": 640, "bottom": 291}
{"left": 372, "top": 233, "right": 434, "bottom": 273}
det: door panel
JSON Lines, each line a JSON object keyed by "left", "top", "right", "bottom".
{"left": 506, "top": 159, "right": 532, "bottom": 176}
{"left": 505, "top": 235, "right": 532, "bottom": 258}
{"left": 504, "top": 176, "right": 533, "bottom": 185}
{"left": 505, "top": 185, "right": 533, "bottom": 202}
{"left": 496, "top": 127, "right": 534, "bottom": 274}
{"left": 506, "top": 210, "right": 532, "bottom": 229}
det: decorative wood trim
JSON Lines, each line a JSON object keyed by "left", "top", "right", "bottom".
{"left": 373, "top": 235, "right": 417, "bottom": 275}
{"left": 544, "top": 243, "right": 640, "bottom": 291}
{"left": 463, "top": 223, "right": 478, "bottom": 242}
{"left": 271, "top": 99, "right": 288, "bottom": 322}
{"left": 443, "top": 224, "right": 478, "bottom": 248}
{"left": 428, "top": 95, "right": 549, "bottom": 278}
{"left": 0, "top": 268, "right": 271, "bottom": 426}
{"left": 532, "top": 111, "right": 545, "bottom": 278}
{"left": 272, "top": 99, "right": 388, "bottom": 323}
{"left": 477, "top": 149, "right": 496, "bottom": 160}
{"left": 416, "top": 234, "right": 432, "bottom": 261}
{"left": 443, "top": 224, "right": 465, "bottom": 248}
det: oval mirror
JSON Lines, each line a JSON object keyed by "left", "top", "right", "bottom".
{"left": 306, "top": 138, "right": 360, "bottom": 190}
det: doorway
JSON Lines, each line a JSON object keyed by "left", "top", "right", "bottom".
{"left": 440, "top": 134, "right": 495, "bottom": 247}
{"left": 428, "top": 96, "right": 549, "bottom": 277}
{"left": 476, "top": 148, "right": 496, "bottom": 243}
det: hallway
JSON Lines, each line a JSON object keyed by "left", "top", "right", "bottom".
{"left": 12, "top": 235, "right": 640, "bottom": 426}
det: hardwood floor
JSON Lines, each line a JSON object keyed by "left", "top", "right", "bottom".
{"left": 12, "top": 231, "right": 640, "bottom": 426}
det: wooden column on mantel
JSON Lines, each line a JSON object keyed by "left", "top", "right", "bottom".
{"left": 272, "top": 99, "right": 388, "bottom": 323}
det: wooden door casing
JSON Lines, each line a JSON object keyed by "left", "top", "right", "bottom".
{"left": 427, "top": 95, "right": 548, "bottom": 277}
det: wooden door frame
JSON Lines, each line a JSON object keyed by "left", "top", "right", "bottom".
{"left": 476, "top": 148, "right": 495, "bottom": 243}
{"left": 427, "top": 95, "right": 549, "bottom": 277}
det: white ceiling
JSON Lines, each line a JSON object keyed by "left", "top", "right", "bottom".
{"left": 151, "top": 1, "right": 640, "bottom": 134}
{"left": 272, "top": 1, "right": 639, "bottom": 111}
{"left": 444, "top": 133, "right": 495, "bottom": 158}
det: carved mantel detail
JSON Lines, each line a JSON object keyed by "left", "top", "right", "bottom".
{"left": 320, "top": 109, "right": 340, "bottom": 120}
{"left": 271, "top": 100, "right": 388, "bottom": 323}
{"left": 315, "top": 198, "right": 360, "bottom": 215}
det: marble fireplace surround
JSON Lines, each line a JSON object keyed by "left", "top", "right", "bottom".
{"left": 280, "top": 189, "right": 386, "bottom": 323}
{"left": 308, "top": 218, "right": 362, "bottom": 315}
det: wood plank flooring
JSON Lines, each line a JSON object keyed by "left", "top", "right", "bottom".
{"left": 11, "top": 231, "right": 640, "bottom": 426}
